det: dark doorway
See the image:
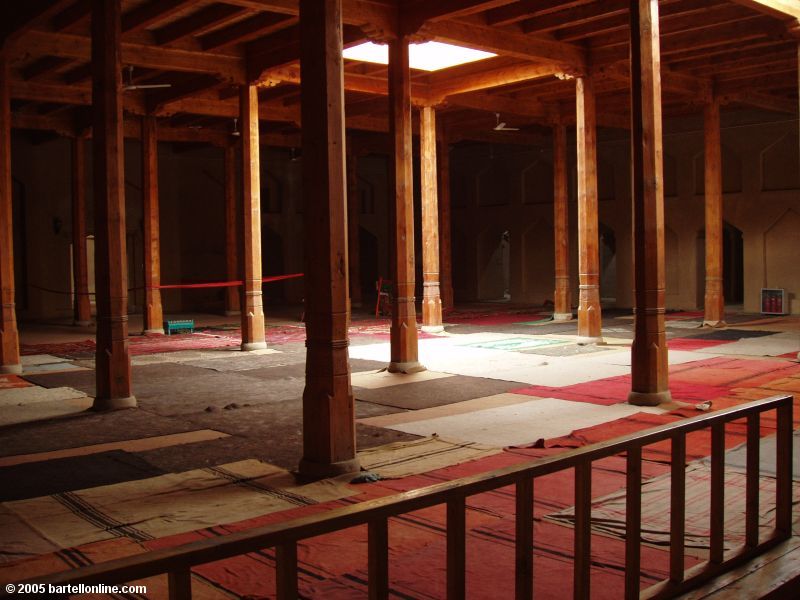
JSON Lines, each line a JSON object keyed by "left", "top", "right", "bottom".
{"left": 599, "top": 223, "right": 617, "bottom": 302}
{"left": 723, "top": 221, "right": 744, "bottom": 304}
{"left": 695, "top": 221, "right": 744, "bottom": 307}
{"left": 359, "top": 226, "right": 379, "bottom": 304}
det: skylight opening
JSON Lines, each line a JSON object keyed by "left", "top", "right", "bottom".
{"left": 343, "top": 41, "right": 496, "bottom": 72}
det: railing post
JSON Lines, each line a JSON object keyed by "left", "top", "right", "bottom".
{"left": 745, "top": 412, "right": 760, "bottom": 548}
{"left": 574, "top": 462, "right": 591, "bottom": 600}
{"left": 168, "top": 568, "right": 191, "bottom": 600}
{"left": 775, "top": 401, "right": 793, "bottom": 537}
{"left": 368, "top": 519, "right": 389, "bottom": 600}
{"left": 447, "top": 495, "right": 466, "bottom": 599}
{"left": 710, "top": 422, "right": 725, "bottom": 564}
{"left": 515, "top": 478, "right": 534, "bottom": 600}
{"left": 669, "top": 433, "right": 686, "bottom": 583}
{"left": 625, "top": 447, "right": 642, "bottom": 600}
{"left": 276, "top": 543, "right": 298, "bottom": 600}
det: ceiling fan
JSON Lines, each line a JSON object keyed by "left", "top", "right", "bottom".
{"left": 230, "top": 118, "right": 241, "bottom": 137}
{"left": 122, "top": 66, "right": 172, "bottom": 91}
{"left": 493, "top": 112, "right": 519, "bottom": 131}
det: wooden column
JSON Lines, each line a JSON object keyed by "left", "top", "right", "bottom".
{"left": 628, "top": 0, "right": 671, "bottom": 406}
{"left": 420, "top": 106, "right": 443, "bottom": 333}
{"left": 388, "top": 36, "right": 423, "bottom": 373}
{"left": 224, "top": 144, "right": 240, "bottom": 316}
{"left": 553, "top": 123, "right": 572, "bottom": 321}
{"left": 239, "top": 84, "right": 266, "bottom": 351}
{"left": 438, "top": 123, "right": 454, "bottom": 313}
{"left": 0, "top": 50, "right": 21, "bottom": 375}
{"left": 346, "top": 142, "right": 362, "bottom": 309}
{"left": 298, "top": 0, "right": 359, "bottom": 478}
{"left": 91, "top": 0, "right": 135, "bottom": 409}
{"left": 141, "top": 116, "right": 164, "bottom": 334}
{"left": 703, "top": 99, "right": 725, "bottom": 326}
{"left": 576, "top": 77, "right": 602, "bottom": 343}
{"left": 71, "top": 138, "right": 92, "bottom": 326}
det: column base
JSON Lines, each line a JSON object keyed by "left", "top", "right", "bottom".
{"left": 421, "top": 324, "right": 444, "bottom": 333}
{"left": 628, "top": 389, "right": 672, "bottom": 407}
{"left": 702, "top": 320, "right": 726, "bottom": 328}
{"left": 74, "top": 320, "right": 92, "bottom": 327}
{"left": 576, "top": 336, "right": 603, "bottom": 345}
{"left": 143, "top": 328, "right": 164, "bottom": 336}
{"left": 224, "top": 310, "right": 241, "bottom": 317}
{"left": 0, "top": 363, "right": 23, "bottom": 375}
{"left": 92, "top": 395, "right": 137, "bottom": 411}
{"left": 241, "top": 341, "right": 267, "bottom": 352}
{"left": 553, "top": 312, "right": 573, "bottom": 322}
{"left": 298, "top": 456, "right": 361, "bottom": 480}
{"left": 388, "top": 360, "right": 426, "bottom": 374}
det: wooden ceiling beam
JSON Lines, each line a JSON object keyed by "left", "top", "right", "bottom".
{"left": 422, "top": 21, "right": 586, "bottom": 74}
{"left": 667, "top": 41, "right": 792, "bottom": 71}
{"left": 22, "top": 55, "right": 72, "bottom": 80}
{"left": 444, "top": 91, "right": 557, "bottom": 121}
{"left": 247, "top": 24, "right": 364, "bottom": 83}
{"left": 10, "top": 79, "right": 146, "bottom": 113}
{"left": 121, "top": 0, "right": 199, "bottom": 35}
{"left": 588, "top": 4, "right": 757, "bottom": 52}
{"left": 729, "top": 0, "right": 800, "bottom": 20}
{"left": 1, "top": 0, "right": 74, "bottom": 43}
{"left": 688, "top": 48, "right": 796, "bottom": 76}
{"left": 401, "top": 0, "right": 516, "bottom": 35}
{"left": 63, "top": 63, "right": 91, "bottom": 84}
{"left": 428, "top": 61, "right": 567, "bottom": 101}
{"left": 148, "top": 74, "right": 222, "bottom": 114}
{"left": 154, "top": 5, "right": 249, "bottom": 46}
{"left": 554, "top": 0, "right": 726, "bottom": 42}
{"left": 719, "top": 89, "right": 796, "bottom": 114}
{"left": 485, "top": 0, "right": 594, "bottom": 27}
{"left": 10, "top": 30, "right": 246, "bottom": 82}
{"left": 200, "top": 13, "right": 295, "bottom": 50}
{"left": 592, "top": 15, "right": 789, "bottom": 64}
{"left": 592, "top": 62, "right": 712, "bottom": 102}
{"left": 51, "top": 0, "right": 91, "bottom": 31}
{"left": 11, "top": 110, "right": 76, "bottom": 136}
{"left": 521, "top": 0, "right": 628, "bottom": 35}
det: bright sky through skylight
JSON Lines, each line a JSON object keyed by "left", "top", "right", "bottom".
{"left": 343, "top": 41, "right": 496, "bottom": 72}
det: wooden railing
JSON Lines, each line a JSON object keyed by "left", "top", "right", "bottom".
{"left": 9, "top": 395, "right": 794, "bottom": 599}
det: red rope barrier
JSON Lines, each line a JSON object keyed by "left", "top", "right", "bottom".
{"left": 156, "top": 273, "right": 303, "bottom": 290}
{"left": 28, "top": 275, "right": 304, "bottom": 294}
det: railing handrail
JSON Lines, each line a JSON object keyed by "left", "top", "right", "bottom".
{"left": 7, "top": 394, "right": 793, "bottom": 593}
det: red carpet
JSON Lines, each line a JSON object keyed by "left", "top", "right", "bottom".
{"left": 667, "top": 337, "right": 734, "bottom": 351}
{"left": 511, "top": 375, "right": 731, "bottom": 406}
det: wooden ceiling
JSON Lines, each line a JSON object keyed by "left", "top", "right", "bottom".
{"left": 2, "top": 0, "right": 798, "bottom": 146}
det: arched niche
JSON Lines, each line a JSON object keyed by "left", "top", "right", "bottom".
{"left": 522, "top": 219, "right": 555, "bottom": 301}
{"left": 522, "top": 160, "right": 554, "bottom": 205}
{"left": 477, "top": 227, "right": 510, "bottom": 300}
{"left": 357, "top": 174, "right": 376, "bottom": 215}
{"left": 765, "top": 210, "right": 800, "bottom": 308}
{"left": 262, "top": 169, "right": 283, "bottom": 214}
{"left": 761, "top": 131, "right": 800, "bottom": 191}
{"left": 477, "top": 158, "right": 518, "bottom": 206}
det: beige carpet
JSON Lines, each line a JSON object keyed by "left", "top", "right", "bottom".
{"left": 358, "top": 436, "right": 502, "bottom": 479}
{"left": 0, "top": 459, "right": 355, "bottom": 562}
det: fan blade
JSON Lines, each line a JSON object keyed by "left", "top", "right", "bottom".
{"left": 125, "top": 83, "right": 173, "bottom": 90}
